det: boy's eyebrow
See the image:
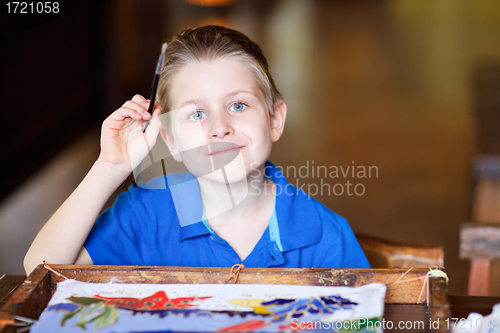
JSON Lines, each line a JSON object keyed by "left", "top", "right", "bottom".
{"left": 225, "top": 90, "right": 256, "bottom": 98}
{"left": 177, "top": 91, "right": 257, "bottom": 109}
{"left": 178, "top": 99, "right": 202, "bottom": 109}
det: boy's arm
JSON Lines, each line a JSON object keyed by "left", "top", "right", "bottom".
{"left": 23, "top": 95, "right": 162, "bottom": 275}
{"left": 75, "top": 247, "right": 93, "bottom": 265}
{"left": 23, "top": 159, "right": 127, "bottom": 274}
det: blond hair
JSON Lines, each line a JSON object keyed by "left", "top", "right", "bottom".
{"left": 157, "top": 25, "right": 281, "bottom": 115}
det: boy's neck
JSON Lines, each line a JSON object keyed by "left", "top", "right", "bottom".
{"left": 197, "top": 167, "right": 275, "bottom": 227}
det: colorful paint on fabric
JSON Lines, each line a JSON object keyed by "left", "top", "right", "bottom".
{"left": 30, "top": 280, "right": 386, "bottom": 333}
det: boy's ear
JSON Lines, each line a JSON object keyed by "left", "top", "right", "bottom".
{"left": 160, "top": 127, "right": 183, "bottom": 162}
{"left": 270, "top": 100, "right": 287, "bottom": 142}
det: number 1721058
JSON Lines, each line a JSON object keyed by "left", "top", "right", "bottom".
{"left": 6, "top": 2, "right": 60, "bottom": 14}
{"left": 446, "top": 317, "right": 499, "bottom": 331}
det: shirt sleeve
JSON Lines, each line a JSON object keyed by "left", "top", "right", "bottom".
{"left": 314, "top": 204, "right": 371, "bottom": 269}
{"left": 335, "top": 216, "right": 371, "bottom": 268}
{"left": 83, "top": 185, "right": 149, "bottom": 265}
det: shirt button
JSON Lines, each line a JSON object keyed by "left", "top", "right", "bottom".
{"left": 210, "top": 236, "right": 214, "bottom": 240}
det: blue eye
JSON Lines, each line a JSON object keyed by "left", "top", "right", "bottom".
{"left": 229, "top": 102, "right": 247, "bottom": 112}
{"left": 188, "top": 110, "right": 206, "bottom": 121}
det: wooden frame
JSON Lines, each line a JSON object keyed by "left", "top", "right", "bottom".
{"left": 0, "top": 276, "right": 25, "bottom": 310}
{"left": 465, "top": 154, "right": 500, "bottom": 296}
{"left": 356, "top": 234, "right": 444, "bottom": 268}
{"left": 460, "top": 222, "right": 500, "bottom": 296}
{"left": 0, "top": 265, "right": 450, "bottom": 332}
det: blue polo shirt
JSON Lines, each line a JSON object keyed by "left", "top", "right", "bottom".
{"left": 84, "top": 162, "right": 370, "bottom": 268}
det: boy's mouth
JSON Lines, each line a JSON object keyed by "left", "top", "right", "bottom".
{"left": 208, "top": 145, "right": 244, "bottom": 156}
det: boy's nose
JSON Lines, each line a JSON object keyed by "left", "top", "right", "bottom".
{"left": 208, "top": 113, "right": 234, "bottom": 139}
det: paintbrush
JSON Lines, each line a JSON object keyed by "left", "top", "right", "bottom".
{"left": 143, "top": 42, "right": 168, "bottom": 132}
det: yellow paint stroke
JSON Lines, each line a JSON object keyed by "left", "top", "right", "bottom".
{"left": 229, "top": 299, "right": 271, "bottom": 314}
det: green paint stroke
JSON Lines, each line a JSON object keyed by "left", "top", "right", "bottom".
{"left": 62, "top": 297, "right": 119, "bottom": 331}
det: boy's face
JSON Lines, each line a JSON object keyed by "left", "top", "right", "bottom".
{"left": 162, "top": 58, "right": 286, "bottom": 184}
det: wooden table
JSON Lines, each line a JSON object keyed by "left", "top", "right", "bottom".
{"left": 450, "top": 295, "right": 500, "bottom": 318}
{"left": 0, "top": 266, "right": 494, "bottom": 333}
{"left": 0, "top": 275, "right": 25, "bottom": 309}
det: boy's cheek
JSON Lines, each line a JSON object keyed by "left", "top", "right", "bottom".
{"left": 176, "top": 136, "right": 206, "bottom": 152}
{"left": 165, "top": 104, "right": 207, "bottom": 152}
{"left": 173, "top": 125, "right": 207, "bottom": 152}
{"left": 179, "top": 148, "right": 213, "bottom": 175}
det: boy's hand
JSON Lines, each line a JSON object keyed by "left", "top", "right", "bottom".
{"left": 98, "top": 94, "right": 162, "bottom": 176}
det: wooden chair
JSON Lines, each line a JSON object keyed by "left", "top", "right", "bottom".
{"left": 460, "top": 154, "right": 500, "bottom": 296}
{"left": 355, "top": 233, "right": 444, "bottom": 269}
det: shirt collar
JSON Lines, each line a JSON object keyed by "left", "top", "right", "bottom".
{"left": 264, "top": 161, "right": 323, "bottom": 252}
{"left": 178, "top": 161, "right": 323, "bottom": 251}
{"left": 169, "top": 172, "right": 209, "bottom": 241}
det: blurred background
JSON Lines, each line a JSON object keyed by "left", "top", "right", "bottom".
{"left": 1, "top": 0, "right": 500, "bottom": 295}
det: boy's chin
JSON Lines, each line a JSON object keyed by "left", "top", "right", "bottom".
{"left": 197, "top": 164, "right": 249, "bottom": 185}
{"left": 184, "top": 150, "right": 262, "bottom": 186}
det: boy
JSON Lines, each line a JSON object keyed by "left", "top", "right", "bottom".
{"left": 24, "top": 25, "right": 369, "bottom": 274}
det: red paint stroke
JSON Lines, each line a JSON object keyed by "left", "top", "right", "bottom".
{"left": 95, "top": 291, "right": 211, "bottom": 311}
{"left": 278, "top": 322, "right": 308, "bottom": 331}
{"left": 217, "top": 320, "right": 268, "bottom": 332}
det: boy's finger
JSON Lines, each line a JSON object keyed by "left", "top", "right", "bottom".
{"left": 144, "top": 100, "right": 162, "bottom": 114}
{"left": 122, "top": 101, "right": 150, "bottom": 116}
{"left": 113, "top": 107, "right": 144, "bottom": 121}
{"left": 153, "top": 102, "right": 162, "bottom": 115}
{"left": 145, "top": 112, "right": 162, "bottom": 145}
{"left": 131, "top": 96, "right": 151, "bottom": 113}
{"left": 131, "top": 94, "right": 147, "bottom": 104}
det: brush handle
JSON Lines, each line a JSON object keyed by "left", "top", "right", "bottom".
{"left": 147, "top": 74, "right": 160, "bottom": 115}
{"left": 143, "top": 43, "right": 167, "bottom": 132}
{"left": 143, "top": 73, "right": 160, "bottom": 132}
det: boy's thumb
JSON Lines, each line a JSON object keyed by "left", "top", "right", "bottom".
{"left": 145, "top": 113, "right": 161, "bottom": 146}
